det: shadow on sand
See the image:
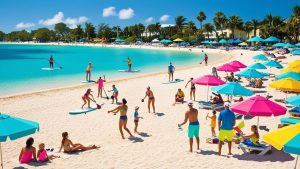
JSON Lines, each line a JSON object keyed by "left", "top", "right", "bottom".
{"left": 155, "top": 113, "right": 165, "bottom": 117}
{"left": 128, "top": 136, "right": 144, "bottom": 143}
{"left": 138, "top": 132, "right": 152, "bottom": 137}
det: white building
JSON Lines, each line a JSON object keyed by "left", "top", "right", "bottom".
{"left": 209, "top": 28, "right": 261, "bottom": 40}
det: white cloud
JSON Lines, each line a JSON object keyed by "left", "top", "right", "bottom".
{"left": 65, "top": 16, "right": 88, "bottom": 28}
{"left": 16, "top": 22, "right": 35, "bottom": 29}
{"left": 160, "top": 15, "right": 170, "bottom": 22}
{"left": 39, "top": 11, "right": 64, "bottom": 26}
{"left": 145, "top": 17, "right": 154, "bottom": 23}
{"left": 118, "top": 8, "right": 134, "bottom": 20}
{"left": 102, "top": 6, "right": 116, "bottom": 17}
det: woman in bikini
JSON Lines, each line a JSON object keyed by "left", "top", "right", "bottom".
{"left": 108, "top": 98, "right": 133, "bottom": 139}
{"left": 142, "top": 86, "right": 156, "bottom": 113}
{"left": 81, "top": 88, "right": 96, "bottom": 109}
{"left": 185, "top": 77, "right": 196, "bottom": 101}
{"left": 59, "top": 132, "right": 98, "bottom": 153}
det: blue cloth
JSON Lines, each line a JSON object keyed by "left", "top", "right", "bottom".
{"left": 120, "top": 115, "right": 127, "bottom": 121}
{"left": 134, "top": 112, "right": 138, "bottom": 117}
{"left": 218, "top": 109, "right": 235, "bottom": 130}
{"left": 168, "top": 65, "right": 174, "bottom": 72}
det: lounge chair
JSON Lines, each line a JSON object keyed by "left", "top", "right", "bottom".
{"left": 239, "top": 142, "right": 271, "bottom": 155}
{"left": 198, "top": 101, "right": 224, "bottom": 110}
{"left": 289, "top": 107, "right": 300, "bottom": 117}
{"left": 280, "top": 117, "right": 300, "bottom": 125}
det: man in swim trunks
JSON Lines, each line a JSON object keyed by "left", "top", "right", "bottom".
{"left": 178, "top": 102, "right": 200, "bottom": 153}
{"left": 127, "top": 57, "right": 132, "bottom": 71}
{"left": 142, "top": 86, "right": 156, "bottom": 113}
{"left": 218, "top": 102, "right": 236, "bottom": 156}
{"left": 49, "top": 55, "right": 54, "bottom": 68}
{"left": 168, "top": 62, "right": 175, "bottom": 82}
{"left": 86, "top": 62, "right": 94, "bottom": 81}
{"left": 185, "top": 77, "right": 196, "bottom": 101}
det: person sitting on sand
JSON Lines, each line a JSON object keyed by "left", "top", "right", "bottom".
{"left": 108, "top": 98, "right": 134, "bottom": 139}
{"left": 206, "top": 110, "right": 217, "bottom": 137}
{"left": 227, "top": 72, "right": 236, "bottom": 82}
{"left": 86, "top": 62, "right": 94, "bottom": 81}
{"left": 37, "top": 143, "right": 60, "bottom": 162}
{"left": 96, "top": 76, "right": 106, "bottom": 98}
{"left": 133, "top": 106, "right": 143, "bottom": 133}
{"left": 178, "top": 102, "right": 200, "bottom": 153}
{"left": 212, "top": 67, "right": 219, "bottom": 78}
{"left": 210, "top": 92, "right": 223, "bottom": 104}
{"left": 254, "top": 78, "right": 263, "bottom": 88}
{"left": 233, "top": 96, "right": 243, "bottom": 102}
{"left": 240, "top": 125, "right": 260, "bottom": 146}
{"left": 142, "top": 86, "right": 156, "bottom": 113}
{"left": 59, "top": 132, "right": 98, "bottom": 153}
{"left": 168, "top": 62, "right": 175, "bottom": 81}
{"left": 81, "top": 88, "right": 96, "bottom": 109}
{"left": 109, "top": 85, "right": 118, "bottom": 104}
{"left": 175, "top": 88, "right": 185, "bottom": 104}
{"left": 185, "top": 78, "right": 196, "bottom": 101}
{"left": 19, "top": 137, "right": 37, "bottom": 164}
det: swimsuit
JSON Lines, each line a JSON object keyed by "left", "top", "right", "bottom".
{"left": 191, "top": 83, "right": 196, "bottom": 90}
{"left": 20, "top": 150, "right": 33, "bottom": 164}
{"left": 188, "top": 121, "right": 200, "bottom": 138}
{"left": 38, "top": 149, "right": 47, "bottom": 162}
{"left": 82, "top": 93, "right": 88, "bottom": 100}
{"left": 120, "top": 115, "right": 128, "bottom": 121}
{"left": 134, "top": 112, "right": 139, "bottom": 123}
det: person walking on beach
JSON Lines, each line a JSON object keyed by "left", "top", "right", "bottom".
{"left": 218, "top": 102, "right": 236, "bottom": 156}
{"left": 81, "top": 88, "right": 96, "bottom": 109}
{"left": 168, "top": 62, "right": 175, "bottom": 81}
{"left": 96, "top": 76, "right": 106, "bottom": 98}
{"left": 49, "top": 55, "right": 54, "bottom": 69}
{"left": 185, "top": 77, "right": 196, "bottom": 101}
{"left": 86, "top": 62, "right": 94, "bottom": 81}
{"left": 142, "top": 86, "right": 156, "bottom": 113}
{"left": 200, "top": 53, "right": 208, "bottom": 65}
{"left": 108, "top": 98, "right": 134, "bottom": 139}
{"left": 178, "top": 102, "right": 200, "bottom": 153}
{"left": 127, "top": 57, "right": 132, "bottom": 71}
{"left": 109, "top": 85, "right": 118, "bottom": 104}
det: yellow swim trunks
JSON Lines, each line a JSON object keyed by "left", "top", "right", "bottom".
{"left": 218, "top": 129, "right": 234, "bottom": 141}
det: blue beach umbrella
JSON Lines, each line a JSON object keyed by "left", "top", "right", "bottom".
{"left": 273, "top": 43, "right": 285, "bottom": 47}
{"left": 236, "top": 68, "right": 268, "bottom": 78}
{"left": 219, "top": 39, "right": 227, "bottom": 44}
{"left": 263, "top": 60, "right": 283, "bottom": 69}
{"left": 253, "top": 54, "right": 269, "bottom": 61}
{"left": 247, "top": 36, "right": 264, "bottom": 42}
{"left": 211, "top": 82, "right": 253, "bottom": 96}
{"left": 227, "top": 39, "right": 235, "bottom": 43}
{"left": 292, "top": 50, "right": 300, "bottom": 55}
{"left": 286, "top": 95, "right": 300, "bottom": 106}
{"left": 296, "top": 43, "right": 300, "bottom": 47}
{"left": 233, "top": 39, "right": 242, "bottom": 44}
{"left": 276, "top": 72, "right": 300, "bottom": 81}
{"left": 0, "top": 113, "right": 39, "bottom": 168}
{"left": 179, "top": 41, "right": 188, "bottom": 46}
{"left": 264, "top": 36, "right": 280, "bottom": 42}
{"left": 290, "top": 107, "right": 300, "bottom": 113}
{"left": 248, "top": 63, "right": 267, "bottom": 69}
{"left": 284, "top": 43, "right": 296, "bottom": 48}
{"left": 115, "top": 38, "right": 125, "bottom": 43}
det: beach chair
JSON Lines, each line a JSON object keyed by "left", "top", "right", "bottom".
{"left": 238, "top": 142, "right": 271, "bottom": 155}
{"left": 280, "top": 117, "right": 300, "bottom": 125}
{"left": 198, "top": 101, "right": 224, "bottom": 110}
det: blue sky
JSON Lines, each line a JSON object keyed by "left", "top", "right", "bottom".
{"left": 0, "top": 0, "right": 299, "bottom": 33}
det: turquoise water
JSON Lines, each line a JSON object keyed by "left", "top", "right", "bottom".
{"left": 0, "top": 44, "right": 222, "bottom": 96}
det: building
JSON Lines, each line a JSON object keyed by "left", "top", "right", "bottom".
{"left": 208, "top": 28, "right": 261, "bottom": 41}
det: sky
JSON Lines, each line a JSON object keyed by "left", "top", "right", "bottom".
{"left": 0, "top": 0, "right": 299, "bottom": 33}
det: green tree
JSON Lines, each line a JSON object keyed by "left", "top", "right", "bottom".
{"left": 84, "top": 22, "right": 96, "bottom": 41}
{"left": 213, "top": 12, "right": 227, "bottom": 39}
{"left": 97, "top": 23, "right": 113, "bottom": 41}
{"left": 196, "top": 11, "right": 206, "bottom": 30}
{"left": 203, "top": 23, "right": 214, "bottom": 39}
{"left": 0, "top": 31, "right": 5, "bottom": 41}
{"left": 243, "top": 21, "right": 252, "bottom": 39}
{"left": 175, "top": 16, "right": 187, "bottom": 36}
{"left": 33, "top": 28, "right": 55, "bottom": 42}
{"left": 54, "top": 22, "right": 69, "bottom": 41}
{"left": 183, "top": 21, "right": 197, "bottom": 39}
{"left": 71, "top": 25, "right": 84, "bottom": 41}
{"left": 250, "top": 19, "right": 260, "bottom": 37}
{"left": 227, "top": 16, "right": 243, "bottom": 39}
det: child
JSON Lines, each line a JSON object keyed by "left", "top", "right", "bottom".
{"left": 134, "top": 106, "right": 143, "bottom": 133}
{"left": 109, "top": 85, "right": 118, "bottom": 104}
{"left": 81, "top": 88, "right": 96, "bottom": 109}
{"left": 206, "top": 110, "right": 216, "bottom": 137}
{"left": 241, "top": 125, "right": 260, "bottom": 146}
{"left": 37, "top": 143, "right": 60, "bottom": 162}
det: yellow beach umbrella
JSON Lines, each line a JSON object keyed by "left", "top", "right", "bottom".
{"left": 173, "top": 38, "right": 184, "bottom": 42}
{"left": 288, "top": 60, "right": 300, "bottom": 68}
{"left": 281, "top": 67, "right": 300, "bottom": 73}
{"left": 269, "top": 78, "right": 300, "bottom": 92}
{"left": 238, "top": 42, "right": 248, "bottom": 46}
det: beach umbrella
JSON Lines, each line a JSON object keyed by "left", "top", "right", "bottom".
{"left": 231, "top": 95, "right": 287, "bottom": 126}
{"left": 219, "top": 39, "right": 227, "bottom": 44}
{"left": 211, "top": 82, "right": 253, "bottom": 97}
{"left": 192, "top": 75, "right": 225, "bottom": 101}
{"left": 227, "top": 39, "right": 235, "bottom": 43}
{"left": 228, "top": 60, "right": 247, "bottom": 68}
{"left": 216, "top": 64, "right": 240, "bottom": 72}
{"left": 276, "top": 72, "right": 300, "bottom": 81}
{"left": 273, "top": 43, "right": 285, "bottom": 47}
{"left": 247, "top": 36, "right": 264, "bottom": 42}
{"left": 115, "top": 38, "right": 125, "bottom": 43}
{"left": 281, "top": 67, "right": 300, "bottom": 73}
{"left": 238, "top": 42, "right": 248, "bottom": 46}
{"left": 264, "top": 36, "right": 280, "bottom": 42}
{"left": 151, "top": 38, "right": 159, "bottom": 43}
{"left": 0, "top": 113, "right": 39, "bottom": 168}
{"left": 289, "top": 60, "right": 300, "bottom": 68}
{"left": 269, "top": 78, "right": 300, "bottom": 92}
{"left": 248, "top": 63, "right": 267, "bottom": 69}
{"left": 173, "top": 38, "right": 184, "bottom": 42}
{"left": 292, "top": 50, "right": 300, "bottom": 55}
{"left": 263, "top": 123, "right": 300, "bottom": 169}
{"left": 263, "top": 60, "right": 283, "bottom": 69}
{"left": 286, "top": 95, "right": 300, "bottom": 107}
{"left": 179, "top": 41, "right": 189, "bottom": 46}
{"left": 252, "top": 54, "right": 268, "bottom": 61}
{"left": 233, "top": 39, "right": 242, "bottom": 44}
{"left": 236, "top": 68, "right": 268, "bottom": 78}
{"left": 284, "top": 43, "right": 296, "bottom": 48}
{"left": 296, "top": 43, "right": 300, "bottom": 47}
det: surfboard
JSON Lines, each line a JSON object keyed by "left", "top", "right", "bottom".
{"left": 41, "top": 68, "right": 61, "bottom": 71}
{"left": 81, "top": 80, "right": 96, "bottom": 83}
{"left": 118, "top": 70, "right": 140, "bottom": 73}
{"left": 162, "top": 79, "right": 184, "bottom": 84}
{"left": 69, "top": 107, "right": 97, "bottom": 115}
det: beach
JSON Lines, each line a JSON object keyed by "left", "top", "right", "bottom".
{"left": 1, "top": 46, "right": 298, "bottom": 169}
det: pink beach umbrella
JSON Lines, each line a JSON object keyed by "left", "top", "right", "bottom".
{"left": 230, "top": 95, "right": 287, "bottom": 126}
{"left": 192, "top": 75, "right": 225, "bottom": 101}
{"left": 228, "top": 60, "right": 247, "bottom": 68}
{"left": 217, "top": 63, "right": 240, "bottom": 72}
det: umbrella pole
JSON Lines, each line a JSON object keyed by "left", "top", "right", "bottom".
{"left": 0, "top": 143, "right": 3, "bottom": 169}
{"left": 295, "top": 155, "right": 299, "bottom": 169}
{"left": 257, "top": 117, "right": 260, "bottom": 128}
{"left": 206, "top": 85, "right": 209, "bottom": 101}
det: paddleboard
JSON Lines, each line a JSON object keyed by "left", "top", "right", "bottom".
{"left": 81, "top": 80, "right": 96, "bottom": 83}
{"left": 162, "top": 79, "right": 184, "bottom": 84}
{"left": 118, "top": 70, "right": 140, "bottom": 73}
{"left": 41, "top": 68, "right": 61, "bottom": 71}
{"left": 69, "top": 103, "right": 104, "bottom": 115}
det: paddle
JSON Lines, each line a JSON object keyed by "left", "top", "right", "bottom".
{"left": 91, "top": 100, "right": 103, "bottom": 109}
{"left": 102, "top": 86, "right": 109, "bottom": 100}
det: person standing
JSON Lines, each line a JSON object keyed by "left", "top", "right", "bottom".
{"left": 86, "top": 62, "right": 94, "bottom": 81}
{"left": 218, "top": 102, "right": 236, "bottom": 156}
{"left": 127, "top": 57, "right": 132, "bottom": 71}
{"left": 109, "top": 85, "right": 119, "bottom": 104}
{"left": 168, "top": 62, "right": 175, "bottom": 81}
{"left": 185, "top": 77, "right": 196, "bottom": 101}
{"left": 178, "top": 102, "right": 200, "bottom": 153}
{"left": 49, "top": 55, "right": 54, "bottom": 69}
{"left": 142, "top": 86, "right": 156, "bottom": 113}
{"left": 204, "top": 53, "right": 208, "bottom": 65}
{"left": 96, "top": 76, "right": 106, "bottom": 98}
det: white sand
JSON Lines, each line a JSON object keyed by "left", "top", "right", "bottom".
{"left": 0, "top": 46, "right": 298, "bottom": 169}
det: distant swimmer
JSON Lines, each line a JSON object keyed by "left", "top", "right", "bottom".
{"left": 86, "top": 62, "right": 94, "bottom": 81}
{"left": 168, "top": 62, "right": 175, "bottom": 82}
{"left": 49, "top": 55, "right": 54, "bottom": 68}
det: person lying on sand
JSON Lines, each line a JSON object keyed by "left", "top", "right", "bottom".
{"left": 59, "top": 132, "right": 98, "bottom": 153}
{"left": 81, "top": 88, "right": 96, "bottom": 109}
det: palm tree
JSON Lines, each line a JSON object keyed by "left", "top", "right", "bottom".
{"left": 203, "top": 23, "right": 214, "bottom": 39}
{"left": 243, "top": 22, "right": 252, "bottom": 39}
{"left": 175, "top": 16, "right": 187, "bottom": 36}
{"left": 154, "top": 22, "right": 161, "bottom": 35}
{"left": 250, "top": 19, "right": 260, "bottom": 37}
{"left": 213, "top": 12, "right": 227, "bottom": 39}
{"left": 184, "top": 21, "right": 197, "bottom": 39}
{"left": 196, "top": 11, "right": 206, "bottom": 30}
{"left": 227, "top": 16, "right": 243, "bottom": 39}
{"left": 261, "top": 15, "right": 285, "bottom": 37}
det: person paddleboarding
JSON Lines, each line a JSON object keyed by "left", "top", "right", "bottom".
{"left": 49, "top": 55, "right": 54, "bottom": 69}
{"left": 81, "top": 88, "right": 96, "bottom": 109}
{"left": 86, "top": 62, "right": 94, "bottom": 81}
{"left": 127, "top": 57, "right": 132, "bottom": 71}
